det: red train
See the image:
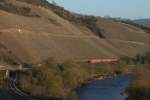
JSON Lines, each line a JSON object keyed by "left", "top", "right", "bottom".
{"left": 88, "top": 58, "right": 119, "bottom": 63}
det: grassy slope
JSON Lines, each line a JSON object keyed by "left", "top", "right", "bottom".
{"left": 97, "top": 19, "right": 150, "bottom": 56}
{"left": 0, "top": 0, "right": 150, "bottom": 63}
{"left": 97, "top": 19, "right": 150, "bottom": 43}
{"left": 0, "top": 2, "right": 117, "bottom": 64}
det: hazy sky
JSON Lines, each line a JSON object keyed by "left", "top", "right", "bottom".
{"left": 48, "top": 0, "right": 150, "bottom": 19}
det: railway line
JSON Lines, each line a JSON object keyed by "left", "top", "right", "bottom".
{"left": 8, "top": 75, "right": 37, "bottom": 100}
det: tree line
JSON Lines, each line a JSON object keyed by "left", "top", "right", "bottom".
{"left": 17, "top": 58, "right": 126, "bottom": 100}
{"left": 121, "top": 52, "right": 150, "bottom": 65}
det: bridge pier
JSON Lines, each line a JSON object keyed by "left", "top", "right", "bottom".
{"left": 5, "top": 70, "right": 10, "bottom": 79}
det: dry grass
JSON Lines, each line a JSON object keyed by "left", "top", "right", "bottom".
{"left": 0, "top": 1, "right": 150, "bottom": 63}
{"left": 97, "top": 19, "right": 150, "bottom": 44}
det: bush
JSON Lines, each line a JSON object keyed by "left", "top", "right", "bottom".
{"left": 78, "top": 16, "right": 104, "bottom": 38}
{"left": 18, "top": 59, "right": 89, "bottom": 99}
{"left": 18, "top": 58, "right": 131, "bottom": 99}
{"left": 60, "top": 61, "right": 89, "bottom": 89}
{"left": 0, "top": 55, "right": 17, "bottom": 65}
{"left": 0, "top": 1, "right": 40, "bottom": 17}
{"left": 0, "top": 2, "right": 31, "bottom": 16}
{"left": 18, "top": 59, "right": 65, "bottom": 99}
{"left": 126, "top": 67, "right": 150, "bottom": 100}
{"left": 120, "top": 52, "right": 150, "bottom": 65}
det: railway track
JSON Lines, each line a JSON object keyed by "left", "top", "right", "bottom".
{"left": 7, "top": 77, "right": 37, "bottom": 100}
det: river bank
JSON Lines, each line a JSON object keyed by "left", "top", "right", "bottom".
{"left": 77, "top": 75, "right": 132, "bottom": 100}
{"left": 78, "top": 64, "right": 133, "bottom": 90}
{"left": 126, "top": 67, "right": 150, "bottom": 100}
{"left": 77, "top": 74, "right": 117, "bottom": 89}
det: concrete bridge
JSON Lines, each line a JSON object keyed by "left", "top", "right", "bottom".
{"left": 0, "top": 64, "right": 36, "bottom": 100}
{"left": 0, "top": 64, "right": 31, "bottom": 79}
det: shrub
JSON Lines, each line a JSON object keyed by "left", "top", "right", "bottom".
{"left": 126, "top": 67, "right": 150, "bottom": 100}
{"left": 18, "top": 58, "right": 132, "bottom": 99}
{"left": 16, "top": 0, "right": 50, "bottom": 8}
{"left": 61, "top": 61, "right": 89, "bottom": 89}
{"left": 18, "top": 63, "right": 65, "bottom": 99}
{"left": 18, "top": 59, "right": 89, "bottom": 99}
{"left": 0, "top": 55, "right": 17, "bottom": 65}
{"left": 0, "top": 1, "right": 40, "bottom": 17}
{"left": 0, "top": 2, "right": 31, "bottom": 16}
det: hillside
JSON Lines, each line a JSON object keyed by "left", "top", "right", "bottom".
{"left": 0, "top": 0, "right": 150, "bottom": 64}
{"left": 134, "top": 18, "right": 150, "bottom": 26}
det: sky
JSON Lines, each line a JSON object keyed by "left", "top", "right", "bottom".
{"left": 48, "top": 0, "right": 150, "bottom": 20}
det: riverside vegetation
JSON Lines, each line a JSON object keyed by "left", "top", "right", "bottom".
{"left": 0, "top": 53, "right": 150, "bottom": 100}
{"left": 16, "top": 52, "right": 150, "bottom": 100}
{"left": 17, "top": 58, "right": 124, "bottom": 100}
{"left": 126, "top": 66, "right": 150, "bottom": 100}
{"left": 123, "top": 53, "right": 150, "bottom": 100}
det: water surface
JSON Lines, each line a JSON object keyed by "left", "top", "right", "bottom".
{"left": 78, "top": 75, "right": 132, "bottom": 100}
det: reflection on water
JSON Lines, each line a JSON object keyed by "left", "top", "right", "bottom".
{"left": 78, "top": 75, "right": 132, "bottom": 100}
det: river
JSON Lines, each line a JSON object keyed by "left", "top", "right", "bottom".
{"left": 77, "top": 75, "right": 132, "bottom": 100}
